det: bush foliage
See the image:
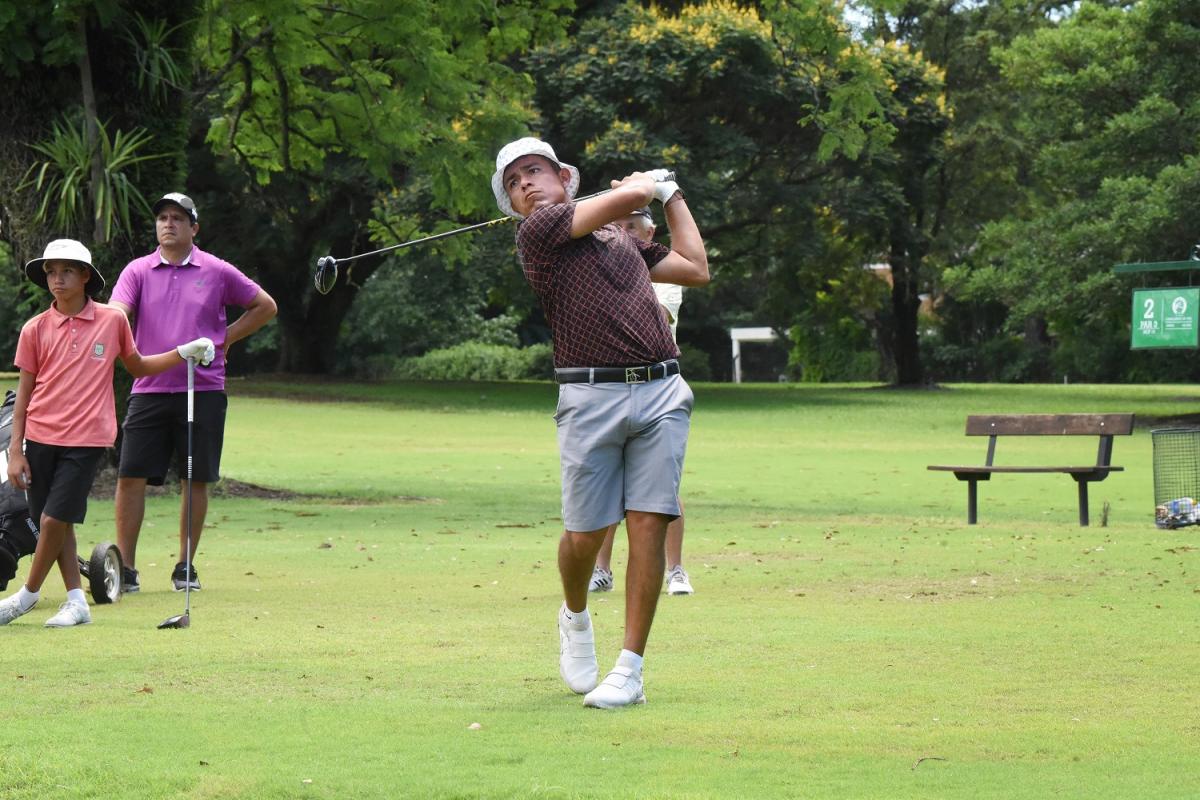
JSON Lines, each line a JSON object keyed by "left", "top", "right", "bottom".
{"left": 393, "top": 342, "right": 554, "bottom": 382}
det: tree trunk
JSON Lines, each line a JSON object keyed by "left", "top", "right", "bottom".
{"left": 274, "top": 280, "right": 359, "bottom": 373}
{"left": 77, "top": 16, "right": 106, "bottom": 244}
{"left": 889, "top": 245, "right": 925, "bottom": 386}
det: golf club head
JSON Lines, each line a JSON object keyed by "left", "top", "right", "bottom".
{"left": 158, "top": 613, "right": 190, "bottom": 629}
{"left": 314, "top": 256, "right": 338, "bottom": 295}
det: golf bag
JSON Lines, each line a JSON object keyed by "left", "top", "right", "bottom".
{"left": 0, "top": 390, "right": 38, "bottom": 590}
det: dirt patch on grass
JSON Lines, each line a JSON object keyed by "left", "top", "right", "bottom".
{"left": 87, "top": 466, "right": 301, "bottom": 500}
{"left": 87, "top": 465, "right": 433, "bottom": 505}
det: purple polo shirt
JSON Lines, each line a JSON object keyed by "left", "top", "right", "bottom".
{"left": 111, "top": 246, "right": 262, "bottom": 393}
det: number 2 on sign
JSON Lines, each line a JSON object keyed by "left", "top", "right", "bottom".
{"left": 1144, "top": 298, "right": 1155, "bottom": 319}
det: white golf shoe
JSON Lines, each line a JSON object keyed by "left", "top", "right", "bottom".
{"left": 0, "top": 593, "right": 34, "bottom": 625}
{"left": 666, "top": 565, "right": 694, "bottom": 595}
{"left": 583, "top": 665, "right": 646, "bottom": 709}
{"left": 588, "top": 567, "right": 613, "bottom": 593}
{"left": 44, "top": 601, "right": 91, "bottom": 628}
{"left": 558, "top": 604, "right": 598, "bottom": 694}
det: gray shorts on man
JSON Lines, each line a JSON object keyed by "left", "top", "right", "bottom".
{"left": 557, "top": 375, "right": 692, "bottom": 531}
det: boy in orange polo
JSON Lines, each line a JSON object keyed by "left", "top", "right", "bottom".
{"left": 0, "top": 239, "right": 213, "bottom": 628}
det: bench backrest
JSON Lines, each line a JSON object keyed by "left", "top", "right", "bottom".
{"left": 965, "top": 414, "right": 1135, "bottom": 437}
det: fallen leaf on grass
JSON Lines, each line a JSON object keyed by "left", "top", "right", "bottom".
{"left": 318, "top": 542, "right": 332, "bottom": 549}
{"left": 468, "top": 722, "right": 482, "bottom": 730}
{"left": 135, "top": 686, "right": 153, "bottom": 694}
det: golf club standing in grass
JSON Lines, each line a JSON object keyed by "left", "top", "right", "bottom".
{"left": 0, "top": 239, "right": 214, "bottom": 628}
{"left": 590, "top": 207, "right": 693, "bottom": 597}
{"left": 493, "top": 138, "right": 709, "bottom": 708}
{"left": 109, "top": 193, "right": 277, "bottom": 593}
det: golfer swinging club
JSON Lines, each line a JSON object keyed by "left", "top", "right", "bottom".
{"left": 492, "top": 138, "right": 709, "bottom": 708}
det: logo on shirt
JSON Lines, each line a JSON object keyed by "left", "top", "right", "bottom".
{"left": 92, "top": 343, "right": 105, "bottom": 359}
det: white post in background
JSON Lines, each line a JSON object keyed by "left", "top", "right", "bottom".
{"left": 730, "top": 327, "right": 779, "bottom": 383}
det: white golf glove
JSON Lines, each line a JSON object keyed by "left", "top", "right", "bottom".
{"left": 653, "top": 179, "right": 681, "bottom": 205}
{"left": 644, "top": 168, "right": 673, "bottom": 182}
{"left": 176, "top": 337, "right": 215, "bottom": 366}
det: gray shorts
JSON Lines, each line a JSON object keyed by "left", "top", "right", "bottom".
{"left": 554, "top": 374, "right": 693, "bottom": 532}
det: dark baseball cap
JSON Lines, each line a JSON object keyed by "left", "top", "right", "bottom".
{"left": 152, "top": 192, "right": 198, "bottom": 224}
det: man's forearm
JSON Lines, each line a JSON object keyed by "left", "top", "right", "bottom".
{"left": 664, "top": 196, "right": 707, "bottom": 269}
{"left": 225, "top": 292, "right": 278, "bottom": 348}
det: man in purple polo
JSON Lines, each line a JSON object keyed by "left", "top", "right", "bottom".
{"left": 109, "top": 192, "right": 277, "bottom": 593}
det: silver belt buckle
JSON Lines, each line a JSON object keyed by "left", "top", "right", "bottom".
{"left": 625, "top": 367, "right": 646, "bottom": 384}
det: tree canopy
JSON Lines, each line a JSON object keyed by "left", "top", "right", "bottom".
{"left": 3, "top": 0, "right": 1199, "bottom": 383}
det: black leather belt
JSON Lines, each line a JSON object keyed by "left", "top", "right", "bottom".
{"left": 555, "top": 360, "right": 680, "bottom": 384}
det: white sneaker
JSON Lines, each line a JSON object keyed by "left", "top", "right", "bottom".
{"left": 666, "top": 565, "right": 694, "bottom": 595}
{"left": 44, "top": 601, "right": 91, "bottom": 628}
{"left": 583, "top": 666, "right": 646, "bottom": 708}
{"left": 558, "top": 605, "right": 598, "bottom": 694}
{"left": 588, "top": 567, "right": 613, "bottom": 593}
{"left": 0, "top": 594, "right": 34, "bottom": 625}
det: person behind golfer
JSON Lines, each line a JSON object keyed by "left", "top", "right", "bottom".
{"left": 590, "top": 206, "right": 693, "bottom": 597}
{"left": 493, "top": 138, "right": 709, "bottom": 708}
{"left": 110, "top": 193, "right": 277, "bottom": 593}
{"left": 0, "top": 239, "right": 213, "bottom": 628}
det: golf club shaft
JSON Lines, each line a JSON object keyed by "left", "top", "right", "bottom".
{"left": 321, "top": 174, "right": 673, "bottom": 267}
{"left": 185, "top": 356, "right": 193, "bottom": 617}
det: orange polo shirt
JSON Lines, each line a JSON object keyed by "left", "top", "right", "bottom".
{"left": 14, "top": 299, "right": 137, "bottom": 447}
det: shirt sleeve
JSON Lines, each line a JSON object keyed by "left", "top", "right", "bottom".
{"left": 516, "top": 204, "right": 575, "bottom": 271}
{"left": 117, "top": 312, "right": 137, "bottom": 359}
{"left": 634, "top": 237, "right": 671, "bottom": 269}
{"left": 219, "top": 260, "right": 263, "bottom": 307}
{"left": 13, "top": 320, "right": 39, "bottom": 374}
{"left": 109, "top": 260, "right": 141, "bottom": 309}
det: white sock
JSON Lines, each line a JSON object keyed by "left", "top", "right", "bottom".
{"left": 617, "top": 649, "right": 643, "bottom": 673}
{"left": 66, "top": 588, "right": 87, "bottom": 607}
{"left": 17, "top": 586, "right": 39, "bottom": 611}
{"left": 561, "top": 603, "right": 590, "bottom": 629}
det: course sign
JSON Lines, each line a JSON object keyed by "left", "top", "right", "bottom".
{"left": 1132, "top": 288, "right": 1200, "bottom": 349}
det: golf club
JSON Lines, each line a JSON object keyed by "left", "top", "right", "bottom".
{"left": 158, "top": 356, "right": 195, "bottom": 630}
{"left": 313, "top": 172, "right": 675, "bottom": 295}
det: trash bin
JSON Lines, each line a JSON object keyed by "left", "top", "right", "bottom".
{"left": 1152, "top": 428, "right": 1200, "bottom": 528}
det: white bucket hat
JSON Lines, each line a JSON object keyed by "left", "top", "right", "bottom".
{"left": 24, "top": 239, "right": 105, "bottom": 295}
{"left": 491, "top": 137, "right": 580, "bottom": 219}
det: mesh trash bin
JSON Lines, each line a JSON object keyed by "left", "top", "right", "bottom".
{"left": 1152, "top": 428, "right": 1200, "bottom": 528}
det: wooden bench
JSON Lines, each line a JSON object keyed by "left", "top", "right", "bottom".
{"left": 928, "top": 414, "right": 1134, "bottom": 526}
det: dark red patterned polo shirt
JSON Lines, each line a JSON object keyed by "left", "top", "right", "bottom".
{"left": 516, "top": 203, "right": 680, "bottom": 368}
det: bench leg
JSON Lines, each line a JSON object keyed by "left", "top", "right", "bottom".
{"left": 1078, "top": 481, "right": 1089, "bottom": 527}
{"left": 967, "top": 479, "right": 978, "bottom": 525}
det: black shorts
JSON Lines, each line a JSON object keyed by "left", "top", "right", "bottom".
{"left": 24, "top": 441, "right": 105, "bottom": 525}
{"left": 118, "top": 392, "right": 227, "bottom": 485}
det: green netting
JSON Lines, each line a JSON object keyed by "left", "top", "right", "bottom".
{"left": 1152, "top": 428, "right": 1200, "bottom": 528}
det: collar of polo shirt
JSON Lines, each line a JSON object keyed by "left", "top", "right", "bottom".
{"left": 156, "top": 245, "right": 196, "bottom": 268}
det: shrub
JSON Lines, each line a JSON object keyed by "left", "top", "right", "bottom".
{"left": 394, "top": 342, "right": 553, "bottom": 381}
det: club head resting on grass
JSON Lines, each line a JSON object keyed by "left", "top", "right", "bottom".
{"left": 158, "top": 612, "right": 190, "bottom": 629}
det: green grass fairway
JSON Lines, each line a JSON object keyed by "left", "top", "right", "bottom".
{"left": 1, "top": 379, "right": 1198, "bottom": 798}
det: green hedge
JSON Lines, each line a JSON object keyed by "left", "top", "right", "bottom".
{"left": 394, "top": 342, "right": 554, "bottom": 381}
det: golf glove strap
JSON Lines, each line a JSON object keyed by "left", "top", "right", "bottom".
{"left": 177, "top": 337, "right": 215, "bottom": 366}
{"left": 653, "top": 180, "right": 681, "bottom": 206}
